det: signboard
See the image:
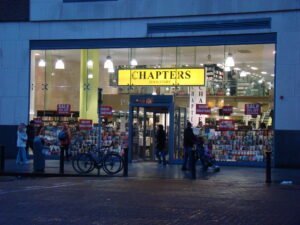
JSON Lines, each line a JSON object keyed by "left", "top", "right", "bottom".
{"left": 118, "top": 68, "right": 205, "bottom": 86}
{"left": 222, "top": 106, "right": 233, "bottom": 115}
{"left": 219, "top": 119, "right": 235, "bottom": 131}
{"left": 245, "top": 103, "right": 261, "bottom": 115}
{"left": 79, "top": 119, "right": 93, "bottom": 130}
{"left": 196, "top": 104, "right": 211, "bottom": 115}
{"left": 99, "top": 106, "right": 113, "bottom": 116}
{"left": 57, "top": 104, "right": 71, "bottom": 115}
{"left": 190, "top": 87, "right": 207, "bottom": 126}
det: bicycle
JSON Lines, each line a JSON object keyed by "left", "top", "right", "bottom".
{"left": 72, "top": 144, "right": 124, "bottom": 175}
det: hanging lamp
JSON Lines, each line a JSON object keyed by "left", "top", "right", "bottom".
{"left": 225, "top": 52, "right": 235, "bottom": 67}
{"left": 55, "top": 59, "right": 65, "bottom": 69}
{"left": 38, "top": 59, "right": 46, "bottom": 67}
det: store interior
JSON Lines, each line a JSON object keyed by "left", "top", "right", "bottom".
{"left": 30, "top": 44, "right": 275, "bottom": 164}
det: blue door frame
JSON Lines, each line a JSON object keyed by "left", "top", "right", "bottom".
{"left": 128, "top": 95, "right": 174, "bottom": 163}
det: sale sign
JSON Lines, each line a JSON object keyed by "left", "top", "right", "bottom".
{"left": 99, "top": 106, "right": 113, "bottom": 116}
{"left": 245, "top": 103, "right": 261, "bottom": 115}
{"left": 219, "top": 120, "right": 235, "bottom": 131}
{"left": 57, "top": 104, "right": 71, "bottom": 115}
{"left": 79, "top": 119, "right": 93, "bottom": 130}
{"left": 222, "top": 106, "right": 233, "bottom": 115}
{"left": 196, "top": 104, "right": 211, "bottom": 115}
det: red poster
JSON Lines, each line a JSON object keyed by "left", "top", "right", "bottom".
{"left": 196, "top": 104, "right": 211, "bottom": 115}
{"left": 222, "top": 106, "right": 233, "bottom": 115}
{"left": 219, "top": 119, "right": 235, "bottom": 131}
{"left": 57, "top": 104, "right": 71, "bottom": 115}
{"left": 245, "top": 103, "right": 261, "bottom": 115}
{"left": 99, "top": 106, "right": 113, "bottom": 116}
{"left": 79, "top": 119, "right": 93, "bottom": 130}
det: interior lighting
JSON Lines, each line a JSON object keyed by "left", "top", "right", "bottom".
{"left": 55, "top": 59, "right": 65, "bottom": 69}
{"left": 38, "top": 59, "right": 46, "bottom": 67}
{"left": 240, "top": 71, "right": 249, "bottom": 77}
{"left": 224, "top": 66, "right": 231, "bottom": 72}
{"left": 225, "top": 53, "right": 235, "bottom": 67}
{"left": 251, "top": 66, "right": 258, "bottom": 70}
{"left": 258, "top": 79, "right": 264, "bottom": 84}
{"left": 234, "top": 67, "right": 241, "bottom": 71}
{"left": 87, "top": 60, "right": 93, "bottom": 69}
{"left": 88, "top": 73, "right": 93, "bottom": 79}
{"left": 104, "top": 56, "right": 114, "bottom": 69}
{"left": 108, "top": 67, "right": 115, "bottom": 73}
{"left": 261, "top": 71, "right": 267, "bottom": 75}
{"left": 130, "top": 58, "right": 138, "bottom": 66}
{"left": 270, "top": 74, "right": 275, "bottom": 77}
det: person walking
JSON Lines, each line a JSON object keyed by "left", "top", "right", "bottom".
{"left": 182, "top": 121, "right": 196, "bottom": 171}
{"left": 155, "top": 124, "right": 167, "bottom": 165}
{"left": 58, "top": 123, "right": 71, "bottom": 161}
{"left": 16, "top": 123, "right": 29, "bottom": 165}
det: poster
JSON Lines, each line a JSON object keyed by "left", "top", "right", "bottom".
{"left": 245, "top": 103, "right": 261, "bottom": 115}
{"left": 219, "top": 119, "right": 235, "bottom": 131}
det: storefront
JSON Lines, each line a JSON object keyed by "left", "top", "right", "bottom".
{"left": 1, "top": 0, "right": 300, "bottom": 170}
{"left": 29, "top": 35, "right": 275, "bottom": 166}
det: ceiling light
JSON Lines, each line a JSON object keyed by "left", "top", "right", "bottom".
{"left": 130, "top": 58, "right": 138, "bottom": 66}
{"left": 55, "top": 59, "right": 65, "bottom": 69}
{"left": 88, "top": 73, "right": 93, "bottom": 79}
{"left": 261, "top": 71, "right": 267, "bottom": 75}
{"left": 200, "top": 63, "right": 204, "bottom": 66}
{"left": 35, "top": 53, "right": 40, "bottom": 56}
{"left": 108, "top": 67, "right": 115, "bottom": 73}
{"left": 87, "top": 60, "right": 93, "bottom": 69}
{"left": 224, "top": 66, "right": 231, "bottom": 72}
{"left": 240, "top": 71, "right": 249, "bottom": 77}
{"left": 104, "top": 56, "right": 113, "bottom": 69}
{"left": 258, "top": 79, "right": 264, "bottom": 84}
{"left": 225, "top": 53, "right": 235, "bottom": 67}
{"left": 270, "top": 74, "right": 275, "bottom": 77}
{"left": 251, "top": 67, "right": 258, "bottom": 70}
{"left": 234, "top": 67, "right": 241, "bottom": 71}
{"left": 38, "top": 59, "right": 46, "bottom": 67}
{"left": 273, "top": 50, "right": 276, "bottom": 54}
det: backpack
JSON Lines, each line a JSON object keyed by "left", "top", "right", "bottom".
{"left": 58, "top": 130, "right": 67, "bottom": 141}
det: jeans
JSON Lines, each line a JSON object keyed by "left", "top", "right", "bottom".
{"left": 16, "top": 147, "right": 28, "bottom": 164}
{"left": 182, "top": 146, "right": 193, "bottom": 169}
{"left": 155, "top": 149, "right": 166, "bottom": 165}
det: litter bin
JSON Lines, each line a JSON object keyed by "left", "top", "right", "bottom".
{"left": 33, "top": 136, "right": 45, "bottom": 173}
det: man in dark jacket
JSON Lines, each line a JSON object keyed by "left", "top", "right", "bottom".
{"left": 155, "top": 124, "right": 167, "bottom": 165}
{"left": 182, "top": 121, "right": 196, "bottom": 171}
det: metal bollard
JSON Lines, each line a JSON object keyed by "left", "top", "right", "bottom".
{"left": 265, "top": 150, "right": 272, "bottom": 183}
{"left": 191, "top": 150, "right": 196, "bottom": 179}
{"left": 123, "top": 148, "right": 128, "bottom": 177}
{"left": 0, "top": 145, "right": 5, "bottom": 173}
{"left": 59, "top": 147, "right": 65, "bottom": 174}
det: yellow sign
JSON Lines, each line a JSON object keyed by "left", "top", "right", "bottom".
{"left": 118, "top": 68, "right": 205, "bottom": 86}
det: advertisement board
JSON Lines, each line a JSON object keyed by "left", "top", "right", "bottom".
{"left": 219, "top": 119, "right": 235, "bottom": 131}
{"left": 196, "top": 104, "right": 211, "bottom": 115}
{"left": 57, "top": 104, "right": 71, "bottom": 115}
{"left": 245, "top": 103, "right": 261, "bottom": 115}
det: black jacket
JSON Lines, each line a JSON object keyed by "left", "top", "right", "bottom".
{"left": 184, "top": 127, "right": 196, "bottom": 147}
{"left": 156, "top": 129, "right": 166, "bottom": 150}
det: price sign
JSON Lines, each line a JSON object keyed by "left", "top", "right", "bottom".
{"left": 57, "top": 104, "right": 71, "bottom": 115}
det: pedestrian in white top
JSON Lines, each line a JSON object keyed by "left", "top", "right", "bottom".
{"left": 16, "top": 123, "right": 29, "bottom": 165}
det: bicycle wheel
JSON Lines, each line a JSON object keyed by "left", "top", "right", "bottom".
{"left": 103, "top": 152, "right": 123, "bottom": 175}
{"left": 77, "top": 153, "right": 95, "bottom": 173}
{"left": 71, "top": 155, "right": 82, "bottom": 174}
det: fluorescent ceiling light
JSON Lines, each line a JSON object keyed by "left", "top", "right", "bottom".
{"left": 88, "top": 73, "right": 93, "bottom": 79}
{"left": 225, "top": 53, "right": 235, "bottom": 67}
{"left": 251, "top": 67, "right": 258, "bottom": 70}
{"left": 270, "top": 74, "right": 275, "bottom": 77}
{"left": 261, "top": 71, "right": 267, "bottom": 74}
{"left": 55, "top": 59, "right": 65, "bottom": 69}
{"left": 38, "top": 59, "right": 46, "bottom": 67}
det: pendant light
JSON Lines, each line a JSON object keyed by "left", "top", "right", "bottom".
{"left": 108, "top": 67, "right": 115, "bottom": 73}
{"left": 225, "top": 52, "right": 235, "bottom": 67}
{"left": 87, "top": 59, "right": 93, "bottom": 69}
{"left": 88, "top": 73, "right": 93, "bottom": 79}
{"left": 130, "top": 48, "right": 138, "bottom": 67}
{"left": 38, "top": 59, "right": 46, "bottom": 67}
{"left": 104, "top": 56, "right": 113, "bottom": 69}
{"left": 55, "top": 59, "right": 65, "bottom": 69}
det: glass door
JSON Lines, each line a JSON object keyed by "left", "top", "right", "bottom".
{"left": 174, "top": 107, "right": 187, "bottom": 161}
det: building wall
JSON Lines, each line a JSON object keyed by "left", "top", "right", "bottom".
{"left": 0, "top": 0, "right": 300, "bottom": 165}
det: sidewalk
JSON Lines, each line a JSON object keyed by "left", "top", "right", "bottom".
{"left": 2, "top": 159, "right": 300, "bottom": 185}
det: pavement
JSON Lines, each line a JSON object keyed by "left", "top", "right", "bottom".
{"left": 1, "top": 162, "right": 300, "bottom": 225}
